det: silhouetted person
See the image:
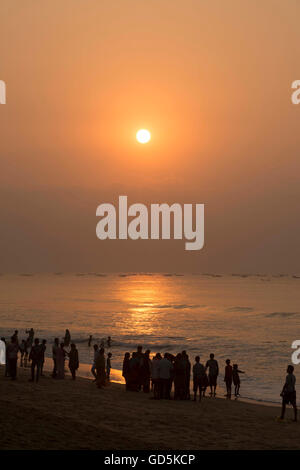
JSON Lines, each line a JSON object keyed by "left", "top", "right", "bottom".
{"left": 91, "top": 344, "right": 99, "bottom": 380}
{"left": 26, "top": 328, "right": 34, "bottom": 348}
{"left": 159, "top": 353, "right": 173, "bottom": 399}
{"left": 68, "top": 343, "right": 79, "bottom": 380}
{"left": 19, "top": 340, "right": 26, "bottom": 367}
{"left": 0, "top": 337, "right": 5, "bottom": 366}
{"left": 96, "top": 347, "right": 106, "bottom": 389}
{"left": 280, "top": 365, "right": 297, "bottom": 422}
{"left": 2, "top": 337, "right": 9, "bottom": 376}
{"left": 56, "top": 343, "right": 66, "bottom": 379}
{"left": 169, "top": 354, "right": 176, "bottom": 395}
{"left": 182, "top": 351, "right": 191, "bottom": 400}
{"left": 122, "top": 352, "right": 130, "bottom": 390}
{"left": 193, "top": 356, "right": 207, "bottom": 402}
{"left": 167, "top": 353, "right": 175, "bottom": 398}
{"left": 106, "top": 352, "right": 112, "bottom": 380}
{"left": 151, "top": 353, "right": 162, "bottom": 399}
{"left": 136, "top": 345, "right": 143, "bottom": 359}
{"left": 136, "top": 345, "right": 144, "bottom": 391}
{"left": 29, "top": 338, "right": 43, "bottom": 383}
{"left": 107, "top": 336, "right": 112, "bottom": 348}
{"left": 12, "top": 330, "right": 19, "bottom": 344}
{"left": 233, "top": 364, "right": 245, "bottom": 397}
{"left": 40, "top": 339, "right": 47, "bottom": 376}
{"left": 6, "top": 336, "right": 19, "bottom": 380}
{"left": 206, "top": 353, "right": 219, "bottom": 396}
{"left": 129, "top": 352, "right": 140, "bottom": 391}
{"left": 88, "top": 335, "right": 93, "bottom": 347}
{"left": 141, "top": 349, "right": 151, "bottom": 392}
{"left": 23, "top": 340, "right": 29, "bottom": 368}
{"left": 64, "top": 329, "right": 71, "bottom": 347}
{"left": 224, "top": 359, "right": 233, "bottom": 398}
{"left": 174, "top": 353, "right": 186, "bottom": 400}
{"left": 52, "top": 338, "right": 59, "bottom": 378}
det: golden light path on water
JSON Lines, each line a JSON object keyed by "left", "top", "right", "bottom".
{"left": 116, "top": 276, "right": 170, "bottom": 336}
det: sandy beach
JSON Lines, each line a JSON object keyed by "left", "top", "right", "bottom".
{"left": 0, "top": 365, "right": 299, "bottom": 450}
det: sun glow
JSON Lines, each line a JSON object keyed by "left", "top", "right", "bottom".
{"left": 136, "top": 129, "right": 151, "bottom": 144}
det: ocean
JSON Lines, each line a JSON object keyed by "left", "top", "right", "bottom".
{"left": 0, "top": 272, "right": 299, "bottom": 404}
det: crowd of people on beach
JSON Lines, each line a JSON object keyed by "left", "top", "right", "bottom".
{"left": 0, "top": 329, "right": 79, "bottom": 382}
{"left": 0, "top": 329, "right": 297, "bottom": 421}
{"left": 121, "top": 347, "right": 244, "bottom": 401}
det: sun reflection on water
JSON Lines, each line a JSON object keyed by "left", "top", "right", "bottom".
{"left": 117, "top": 276, "right": 173, "bottom": 336}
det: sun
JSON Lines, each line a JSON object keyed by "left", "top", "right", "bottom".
{"left": 136, "top": 129, "right": 151, "bottom": 144}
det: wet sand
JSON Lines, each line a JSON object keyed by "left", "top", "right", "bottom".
{"left": 0, "top": 365, "right": 299, "bottom": 450}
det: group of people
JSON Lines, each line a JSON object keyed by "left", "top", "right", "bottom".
{"left": 51, "top": 337, "right": 79, "bottom": 380}
{"left": 0, "top": 332, "right": 297, "bottom": 422}
{"left": 122, "top": 347, "right": 243, "bottom": 401}
{"left": 91, "top": 344, "right": 112, "bottom": 388}
{"left": 1, "top": 329, "right": 79, "bottom": 383}
{"left": 121, "top": 346, "right": 297, "bottom": 421}
{"left": 88, "top": 335, "right": 112, "bottom": 349}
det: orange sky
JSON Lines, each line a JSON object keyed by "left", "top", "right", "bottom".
{"left": 1, "top": 0, "right": 300, "bottom": 272}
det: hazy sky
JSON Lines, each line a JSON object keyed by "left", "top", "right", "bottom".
{"left": 1, "top": 0, "right": 300, "bottom": 273}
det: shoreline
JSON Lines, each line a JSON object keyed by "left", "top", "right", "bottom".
{"left": 41, "top": 357, "right": 282, "bottom": 409}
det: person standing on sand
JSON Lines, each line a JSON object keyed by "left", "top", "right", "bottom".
{"left": 205, "top": 353, "right": 219, "bottom": 397}
{"left": 193, "top": 356, "right": 207, "bottom": 402}
{"left": 224, "top": 359, "right": 233, "bottom": 398}
{"left": 23, "top": 340, "right": 29, "bottom": 368}
{"left": 2, "top": 337, "right": 10, "bottom": 377}
{"left": 56, "top": 343, "right": 66, "bottom": 379}
{"left": 29, "top": 338, "right": 43, "bottom": 383}
{"left": 91, "top": 344, "right": 99, "bottom": 380}
{"left": 141, "top": 350, "right": 151, "bottom": 393}
{"left": 280, "top": 365, "right": 297, "bottom": 422}
{"left": 122, "top": 352, "right": 131, "bottom": 390}
{"left": 174, "top": 353, "right": 186, "bottom": 400}
{"left": 151, "top": 353, "right": 162, "bottom": 399}
{"left": 232, "top": 364, "right": 245, "bottom": 397}
{"left": 19, "top": 339, "right": 26, "bottom": 367}
{"left": 88, "top": 335, "right": 93, "bottom": 347}
{"left": 6, "top": 336, "right": 19, "bottom": 380}
{"left": 169, "top": 354, "right": 176, "bottom": 396}
{"left": 129, "top": 352, "right": 140, "bottom": 391}
{"left": 182, "top": 351, "right": 191, "bottom": 400}
{"left": 0, "top": 337, "right": 6, "bottom": 366}
{"left": 136, "top": 345, "right": 144, "bottom": 391}
{"left": 52, "top": 338, "right": 59, "bottom": 378}
{"left": 96, "top": 347, "right": 106, "bottom": 388}
{"left": 159, "top": 353, "right": 173, "bottom": 399}
{"left": 40, "top": 339, "right": 47, "bottom": 376}
{"left": 12, "top": 330, "right": 19, "bottom": 345}
{"left": 106, "top": 352, "right": 112, "bottom": 381}
{"left": 26, "top": 328, "right": 34, "bottom": 348}
{"left": 68, "top": 343, "right": 79, "bottom": 380}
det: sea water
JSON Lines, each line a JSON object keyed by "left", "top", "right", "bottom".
{"left": 0, "top": 272, "right": 299, "bottom": 404}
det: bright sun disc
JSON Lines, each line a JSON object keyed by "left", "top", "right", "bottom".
{"left": 136, "top": 129, "right": 151, "bottom": 144}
